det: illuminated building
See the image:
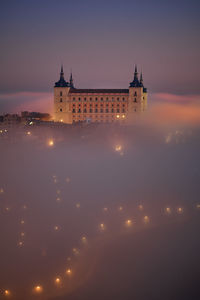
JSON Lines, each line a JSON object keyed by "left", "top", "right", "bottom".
{"left": 54, "top": 65, "right": 148, "bottom": 123}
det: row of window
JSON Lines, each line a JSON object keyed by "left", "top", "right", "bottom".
{"left": 72, "top": 103, "right": 126, "bottom": 107}
{"left": 59, "top": 98, "right": 140, "bottom": 103}
{"left": 72, "top": 97, "right": 127, "bottom": 102}
{"left": 71, "top": 108, "right": 126, "bottom": 113}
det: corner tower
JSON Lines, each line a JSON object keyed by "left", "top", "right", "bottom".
{"left": 54, "top": 66, "right": 72, "bottom": 123}
{"left": 128, "top": 65, "right": 148, "bottom": 118}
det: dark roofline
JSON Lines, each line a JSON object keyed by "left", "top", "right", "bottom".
{"left": 69, "top": 88, "right": 129, "bottom": 94}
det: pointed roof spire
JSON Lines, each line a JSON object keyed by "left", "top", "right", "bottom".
{"left": 54, "top": 64, "right": 69, "bottom": 87}
{"left": 129, "top": 64, "right": 140, "bottom": 87}
{"left": 140, "top": 72, "right": 143, "bottom": 86}
{"left": 69, "top": 69, "right": 74, "bottom": 88}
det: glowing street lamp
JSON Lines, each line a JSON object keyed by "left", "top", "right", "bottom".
{"left": 33, "top": 285, "right": 43, "bottom": 294}
{"left": 143, "top": 216, "right": 150, "bottom": 224}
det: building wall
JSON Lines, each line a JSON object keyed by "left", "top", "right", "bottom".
{"left": 54, "top": 88, "right": 147, "bottom": 124}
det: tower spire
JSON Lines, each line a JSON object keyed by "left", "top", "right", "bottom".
{"left": 140, "top": 72, "right": 143, "bottom": 86}
{"left": 54, "top": 64, "right": 69, "bottom": 87}
{"left": 69, "top": 69, "right": 74, "bottom": 88}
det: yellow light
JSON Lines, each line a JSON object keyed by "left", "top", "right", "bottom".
{"left": 18, "top": 241, "right": 23, "bottom": 247}
{"left": 4, "top": 289, "right": 11, "bottom": 296}
{"left": 20, "top": 220, "right": 25, "bottom": 225}
{"left": 81, "top": 236, "right": 87, "bottom": 243}
{"left": 196, "top": 204, "right": 200, "bottom": 209}
{"left": 34, "top": 285, "right": 43, "bottom": 293}
{"left": 54, "top": 225, "right": 60, "bottom": 231}
{"left": 27, "top": 131, "right": 31, "bottom": 135}
{"left": 72, "top": 248, "right": 79, "bottom": 255}
{"left": 20, "top": 232, "right": 25, "bottom": 237}
{"left": 48, "top": 139, "right": 54, "bottom": 147}
{"left": 138, "top": 204, "right": 143, "bottom": 211}
{"left": 125, "top": 219, "right": 132, "bottom": 227}
{"left": 29, "top": 121, "right": 33, "bottom": 125}
{"left": 55, "top": 277, "right": 61, "bottom": 284}
{"left": 66, "top": 268, "right": 72, "bottom": 275}
{"left": 122, "top": 114, "right": 126, "bottom": 119}
{"left": 0, "top": 188, "right": 4, "bottom": 193}
{"left": 99, "top": 223, "right": 105, "bottom": 231}
{"left": 165, "top": 207, "right": 171, "bottom": 214}
{"left": 60, "top": 119, "right": 63, "bottom": 122}
{"left": 143, "top": 216, "right": 150, "bottom": 223}
{"left": 177, "top": 207, "right": 183, "bottom": 214}
{"left": 115, "top": 145, "right": 122, "bottom": 152}
{"left": 116, "top": 114, "right": 120, "bottom": 119}
{"left": 118, "top": 206, "right": 123, "bottom": 211}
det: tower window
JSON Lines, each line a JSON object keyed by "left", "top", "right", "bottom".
{"left": 134, "top": 98, "right": 137, "bottom": 102}
{"left": 78, "top": 98, "right": 81, "bottom": 101}
{"left": 134, "top": 92, "right": 137, "bottom": 96}
{"left": 60, "top": 98, "right": 62, "bottom": 102}
{"left": 60, "top": 108, "right": 62, "bottom": 112}
{"left": 60, "top": 91, "right": 62, "bottom": 96}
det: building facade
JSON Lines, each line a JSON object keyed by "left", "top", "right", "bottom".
{"left": 54, "top": 66, "right": 147, "bottom": 124}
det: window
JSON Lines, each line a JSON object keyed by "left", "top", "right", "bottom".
{"left": 90, "top": 97, "right": 92, "bottom": 101}
{"left": 78, "top": 109, "right": 81, "bottom": 113}
{"left": 84, "top": 108, "right": 87, "bottom": 113}
{"left": 106, "top": 104, "right": 109, "bottom": 107}
{"left": 60, "top": 98, "right": 62, "bottom": 102}
{"left": 73, "top": 97, "right": 75, "bottom": 101}
{"left": 101, "top": 97, "right": 103, "bottom": 101}
{"left": 106, "top": 109, "right": 109, "bottom": 113}
{"left": 106, "top": 97, "right": 109, "bottom": 101}
{"left": 117, "top": 98, "right": 120, "bottom": 101}
{"left": 60, "top": 108, "right": 62, "bottom": 112}
{"left": 122, "top": 97, "right": 125, "bottom": 101}
{"left": 100, "top": 108, "right": 103, "bottom": 113}
{"left": 134, "top": 91, "right": 137, "bottom": 96}
{"left": 84, "top": 97, "right": 87, "bottom": 101}
{"left": 90, "top": 109, "right": 93, "bottom": 113}
{"left": 60, "top": 91, "right": 62, "bottom": 96}
{"left": 95, "top": 108, "right": 98, "bottom": 113}
{"left": 95, "top": 104, "right": 98, "bottom": 107}
{"left": 78, "top": 97, "right": 81, "bottom": 101}
{"left": 122, "top": 108, "right": 125, "bottom": 113}
{"left": 117, "top": 104, "right": 119, "bottom": 107}
{"left": 72, "top": 109, "right": 75, "bottom": 113}
{"left": 95, "top": 98, "right": 98, "bottom": 101}
{"left": 117, "top": 109, "right": 120, "bottom": 113}
{"left": 134, "top": 98, "right": 137, "bottom": 103}
{"left": 111, "top": 109, "right": 114, "bottom": 113}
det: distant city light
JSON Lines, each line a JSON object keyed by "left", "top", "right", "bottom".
{"left": 55, "top": 277, "right": 61, "bottom": 284}
{"left": 4, "top": 289, "right": 11, "bottom": 297}
{"left": 125, "top": 219, "right": 132, "bottom": 227}
{"left": 143, "top": 216, "right": 150, "bottom": 223}
{"left": 34, "top": 285, "right": 43, "bottom": 294}
{"left": 177, "top": 207, "right": 183, "bottom": 214}
{"left": 165, "top": 207, "right": 171, "bottom": 214}
{"left": 48, "top": 139, "right": 54, "bottom": 147}
{"left": 115, "top": 145, "right": 122, "bottom": 152}
{"left": 66, "top": 268, "right": 72, "bottom": 275}
{"left": 138, "top": 204, "right": 143, "bottom": 211}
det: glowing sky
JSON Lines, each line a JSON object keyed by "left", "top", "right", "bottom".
{"left": 0, "top": 0, "right": 200, "bottom": 99}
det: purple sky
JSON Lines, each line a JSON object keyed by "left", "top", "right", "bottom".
{"left": 0, "top": 0, "right": 200, "bottom": 113}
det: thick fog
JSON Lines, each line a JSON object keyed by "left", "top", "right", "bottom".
{"left": 0, "top": 98, "right": 200, "bottom": 300}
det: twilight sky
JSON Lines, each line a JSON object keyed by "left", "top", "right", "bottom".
{"left": 0, "top": 0, "right": 200, "bottom": 112}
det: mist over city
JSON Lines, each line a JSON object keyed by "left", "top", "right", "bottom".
{"left": 1, "top": 0, "right": 200, "bottom": 299}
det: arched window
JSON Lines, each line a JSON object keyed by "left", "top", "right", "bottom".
{"left": 60, "top": 108, "right": 62, "bottom": 112}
